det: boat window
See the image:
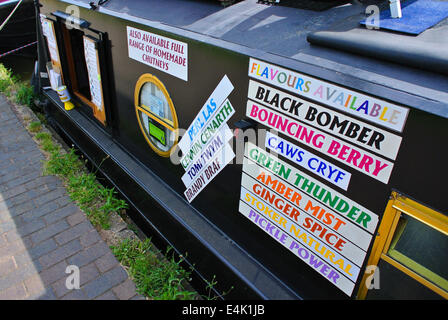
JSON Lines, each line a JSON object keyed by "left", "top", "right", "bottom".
{"left": 134, "top": 74, "right": 178, "bottom": 157}
{"left": 67, "top": 28, "right": 91, "bottom": 101}
{"left": 358, "top": 192, "right": 448, "bottom": 299}
{"left": 386, "top": 213, "right": 448, "bottom": 293}
{"left": 41, "top": 15, "right": 109, "bottom": 127}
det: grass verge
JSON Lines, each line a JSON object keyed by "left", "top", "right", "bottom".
{"left": 111, "top": 239, "right": 197, "bottom": 300}
{"left": 0, "top": 63, "right": 37, "bottom": 107}
{"left": 35, "top": 128, "right": 201, "bottom": 299}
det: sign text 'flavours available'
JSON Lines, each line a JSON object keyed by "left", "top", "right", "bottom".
{"left": 248, "top": 80, "right": 403, "bottom": 160}
{"left": 127, "top": 26, "right": 188, "bottom": 81}
{"left": 248, "top": 58, "right": 409, "bottom": 132}
{"left": 247, "top": 101, "right": 394, "bottom": 184}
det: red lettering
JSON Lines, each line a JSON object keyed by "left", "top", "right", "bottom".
{"left": 327, "top": 140, "right": 340, "bottom": 156}
{"left": 304, "top": 220, "right": 346, "bottom": 252}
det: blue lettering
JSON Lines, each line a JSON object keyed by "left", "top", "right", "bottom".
{"left": 276, "top": 141, "right": 284, "bottom": 154}
{"left": 296, "top": 78, "right": 304, "bottom": 91}
{"left": 308, "top": 158, "right": 319, "bottom": 170}
{"left": 317, "top": 161, "right": 327, "bottom": 176}
{"left": 260, "top": 67, "right": 269, "bottom": 79}
{"left": 285, "top": 143, "right": 298, "bottom": 159}
{"left": 333, "top": 92, "right": 345, "bottom": 105}
{"left": 357, "top": 100, "right": 369, "bottom": 114}
{"left": 297, "top": 150, "right": 304, "bottom": 163}
{"left": 334, "top": 170, "right": 346, "bottom": 183}
{"left": 267, "top": 136, "right": 277, "bottom": 149}
{"left": 327, "top": 165, "right": 338, "bottom": 180}
{"left": 188, "top": 126, "right": 196, "bottom": 141}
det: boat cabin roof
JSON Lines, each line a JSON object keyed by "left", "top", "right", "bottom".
{"left": 58, "top": 0, "right": 448, "bottom": 118}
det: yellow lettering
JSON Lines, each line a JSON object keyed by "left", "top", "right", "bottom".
{"left": 298, "top": 232, "right": 308, "bottom": 243}
{"left": 379, "top": 107, "right": 388, "bottom": 121}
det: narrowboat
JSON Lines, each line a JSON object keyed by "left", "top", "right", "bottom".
{"left": 34, "top": 0, "right": 448, "bottom": 299}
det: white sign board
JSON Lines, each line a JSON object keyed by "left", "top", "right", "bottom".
{"left": 248, "top": 58, "right": 409, "bottom": 132}
{"left": 265, "top": 131, "right": 352, "bottom": 190}
{"left": 248, "top": 80, "right": 403, "bottom": 160}
{"left": 239, "top": 142, "right": 380, "bottom": 296}
{"left": 246, "top": 101, "right": 394, "bottom": 184}
{"left": 127, "top": 26, "right": 188, "bottom": 81}
{"left": 83, "top": 36, "right": 103, "bottom": 110}
{"left": 178, "top": 75, "right": 234, "bottom": 154}
{"left": 180, "top": 76, "right": 236, "bottom": 202}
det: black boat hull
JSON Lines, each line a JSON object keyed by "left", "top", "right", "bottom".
{"left": 0, "top": 0, "right": 36, "bottom": 58}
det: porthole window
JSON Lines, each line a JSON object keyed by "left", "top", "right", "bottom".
{"left": 134, "top": 74, "right": 178, "bottom": 157}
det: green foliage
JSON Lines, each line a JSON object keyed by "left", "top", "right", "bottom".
{"left": 35, "top": 132, "right": 59, "bottom": 153}
{"left": 35, "top": 132, "right": 51, "bottom": 141}
{"left": 40, "top": 138, "right": 127, "bottom": 229}
{"left": 111, "top": 239, "right": 197, "bottom": 300}
{"left": 16, "top": 84, "right": 36, "bottom": 107}
{"left": 0, "top": 63, "right": 36, "bottom": 105}
{"left": 27, "top": 121, "right": 42, "bottom": 133}
{"left": 203, "top": 274, "right": 234, "bottom": 300}
{"left": 0, "top": 64, "right": 15, "bottom": 93}
{"left": 43, "top": 148, "right": 82, "bottom": 177}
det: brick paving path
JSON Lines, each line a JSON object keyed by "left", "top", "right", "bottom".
{"left": 0, "top": 95, "right": 143, "bottom": 300}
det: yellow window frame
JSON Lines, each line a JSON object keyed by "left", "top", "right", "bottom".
{"left": 357, "top": 191, "right": 448, "bottom": 300}
{"left": 134, "top": 74, "right": 179, "bottom": 157}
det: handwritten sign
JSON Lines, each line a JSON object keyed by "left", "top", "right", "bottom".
{"left": 83, "top": 36, "right": 106, "bottom": 125}
{"left": 83, "top": 36, "right": 103, "bottom": 111}
{"left": 40, "top": 16, "right": 61, "bottom": 69}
